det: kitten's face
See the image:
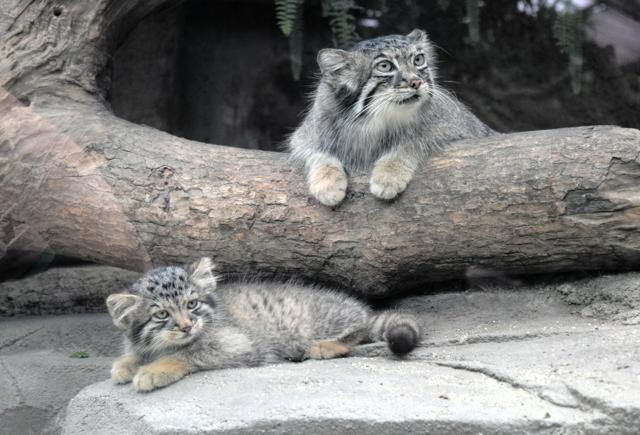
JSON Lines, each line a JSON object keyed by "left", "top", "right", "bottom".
{"left": 317, "top": 29, "right": 435, "bottom": 123}
{"left": 107, "top": 258, "right": 218, "bottom": 354}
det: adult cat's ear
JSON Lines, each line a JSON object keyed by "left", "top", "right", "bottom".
{"left": 188, "top": 257, "right": 218, "bottom": 290}
{"left": 106, "top": 293, "right": 141, "bottom": 330}
{"left": 407, "top": 29, "right": 429, "bottom": 42}
{"left": 317, "top": 48, "right": 352, "bottom": 75}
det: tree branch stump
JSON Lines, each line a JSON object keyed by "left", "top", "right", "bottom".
{"left": 1, "top": 0, "right": 639, "bottom": 295}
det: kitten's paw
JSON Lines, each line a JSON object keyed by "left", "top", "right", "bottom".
{"left": 309, "top": 164, "right": 348, "bottom": 206}
{"left": 133, "top": 368, "right": 182, "bottom": 392}
{"left": 370, "top": 160, "right": 413, "bottom": 200}
{"left": 111, "top": 355, "right": 139, "bottom": 384}
{"left": 112, "top": 365, "right": 136, "bottom": 385}
{"left": 132, "top": 358, "right": 189, "bottom": 392}
{"left": 308, "top": 340, "right": 351, "bottom": 360}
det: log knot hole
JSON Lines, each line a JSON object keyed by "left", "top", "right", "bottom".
{"left": 153, "top": 166, "right": 174, "bottom": 186}
{"left": 563, "top": 157, "right": 640, "bottom": 216}
{"left": 150, "top": 166, "right": 176, "bottom": 213}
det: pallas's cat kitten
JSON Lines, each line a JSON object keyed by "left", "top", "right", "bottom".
{"left": 289, "top": 29, "right": 492, "bottom": 206}
{"left": 107, "top": 258, "right": 421, "bottom": 392}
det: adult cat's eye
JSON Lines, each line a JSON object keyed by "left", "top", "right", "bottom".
{"left": 375, "top": 60, "right": 394, "bottom": 73}
{"left": 187, "top": 300, "right": 199, "bottom": 309}
{"left": 413, "top": 53, "right": 426, "bottom": 67}
{"left": 154, "top": 310, "right": 169, "bottom": 319}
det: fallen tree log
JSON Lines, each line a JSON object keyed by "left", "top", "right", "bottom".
{"left": 1, "top": 1, "right": 639, "bottom": 295}
{"left": 2, "top": 93, "right": 638, "bottom": 294}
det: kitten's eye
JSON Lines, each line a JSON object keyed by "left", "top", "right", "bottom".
{"left": 187, "top": 300, "right": 199, "bottom": 309}
{"left": 413, "top": 54, "right": 426, "bottom": 67}
{"left": 375, "top": 60, "right": 394, "bottom": 73}
{"left": 154, "top": 310, "right": 169, "bottom": 320}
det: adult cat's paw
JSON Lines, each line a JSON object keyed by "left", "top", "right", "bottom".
{"left": 309, "top": 164, "right": 348, "bottom": 206}
{"left": 370, "top": 160, "right": 412, "bottom": 200}
{"left": 111, "top": 355, "right": 139, "bottom": 384}
{"left": 132, "top": 357, "right": 189, "bottom": 392}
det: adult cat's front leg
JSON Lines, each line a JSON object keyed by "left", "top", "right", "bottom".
{"left": 370, "top": 151, "right": 417, "bottom": 200}
{"left": 306, "top": 152, "right": 348, "bottom": 207}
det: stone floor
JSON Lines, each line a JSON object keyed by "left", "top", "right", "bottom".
{"left": 1, "top": 273, "right": 640, "bottom": 434}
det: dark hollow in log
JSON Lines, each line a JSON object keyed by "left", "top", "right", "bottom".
{"left": 0, "top": 266, "right": 140, "bottom": 316}
{"left": 1, "top": 1, "right": 639, "bottom": 295}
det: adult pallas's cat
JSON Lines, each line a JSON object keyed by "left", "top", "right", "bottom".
{"left": 289, "top": 29, "right": 492, "bottom": 206}
{"left": 107, "top": 258, "right": 421, "bottom": 392}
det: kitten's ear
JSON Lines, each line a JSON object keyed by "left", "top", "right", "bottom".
{"left": 317, "top": 48, "right": 352, "bottom": 75}
{"left": 188, "top": 257, "right": 218, "bottom": 290}
{"left": 407, "top": 29, "right": 430, "bottom": 42}
{"left": 106, "top": 293, "right": 141, "bottom": 330}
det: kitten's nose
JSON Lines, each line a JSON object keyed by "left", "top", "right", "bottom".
{"left": 409, "top": 78, "right": 422, "bottom": 90}
{"left": 180, "top": 323, "right": 192, "bottom": 333}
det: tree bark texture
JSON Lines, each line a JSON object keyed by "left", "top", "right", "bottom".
{"left": 1, "top": 1, "right": 639, "bottom": 295}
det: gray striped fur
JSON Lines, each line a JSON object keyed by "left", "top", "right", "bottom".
{"left": 289, "top": 29, "right": 493, "bottom": 206}
{"left": 106, "top": 258, "right": 422, "bottom": 392}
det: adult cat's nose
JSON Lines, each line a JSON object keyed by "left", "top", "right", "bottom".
{"left": 409, "top": 78, "right": 422, "bottom": 90}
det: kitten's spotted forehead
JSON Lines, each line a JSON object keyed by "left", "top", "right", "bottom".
{"left": 351, "top": 34, "right": 414, "bottom": 53}
{"left": 133, "top": 266, "right": 190, "bottom": 299}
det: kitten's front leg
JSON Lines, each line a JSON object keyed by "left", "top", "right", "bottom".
{"left": 307, "top": 153, "right": 348, "bottom": 207}
{"left": 306, "top": 326, "right": 369, "bottom": 360}
{"left": 307, "top": 339, "right": 352, "bottom": 360}
{"left": 370, "top": 151, "right": 417, "bottom": 200}
{"left": 133, "top": 356, "right": 192, "bottom": 392}
{"left": 111, "top": 354, "right": 139, "bottom": 384}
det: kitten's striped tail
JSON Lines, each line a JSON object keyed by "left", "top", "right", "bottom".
{"left": 368, "top": 311, "right": 421, "bottom": 355}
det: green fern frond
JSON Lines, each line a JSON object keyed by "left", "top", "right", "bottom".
{"left": 275, "top": 0, "right": 304, "bottom": 79}
{"left": 289, "top": 13, "right": 304, "bottom": 81}
{"left": 275, "top": 0, "right": 303, "bottom": 37}
{"left": 553, "top": 6, "right": 583, "bottom": 57}
{"left": 324, "top": 0, "right": 361, "bottom": 49}
{"left": 553, "top": 1, "right": 584, "bottom": 94}
{"left": 466, "top": 0, "right": 480, "bottom": 45}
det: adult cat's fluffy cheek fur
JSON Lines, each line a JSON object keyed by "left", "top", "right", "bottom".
{"left": 367, "top": 90, "right": 425, "bottom": 131}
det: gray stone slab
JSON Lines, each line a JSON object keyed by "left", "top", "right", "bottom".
{"left": 62, "top": 357, "right": 598, "bottom": 435}
{"left": 61, "top": 323, "right": 640, "bottom": 435}
{"left": 0, "top": 314, "right": 120, "bottom": 435}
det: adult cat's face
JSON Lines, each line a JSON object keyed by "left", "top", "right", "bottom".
{"left": 107, "top": 258, "right": 218, "bottom": 353}
{"left": 317, "top": 29, "right": 435, "bottom": 123}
